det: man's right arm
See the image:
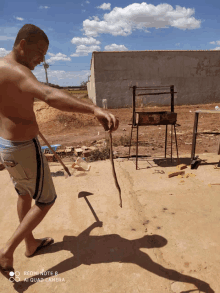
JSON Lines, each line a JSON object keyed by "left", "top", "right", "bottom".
{"left": 16, "top": 67, "right": 119, "bottom": 132}
{"left": 18, "top": 69, "right": 96, "bottom": 115}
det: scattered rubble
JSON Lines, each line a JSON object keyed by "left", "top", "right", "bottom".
{"left": 45, "top": 154, "right": 55, "bottom": 162}
{"left": 176, "top": 164, "right": 187, "bottom": 170}
{"left": 185, "top": 173, "right": 196, "bottom": 178}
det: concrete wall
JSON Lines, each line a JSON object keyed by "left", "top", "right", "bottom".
{"left": 87, "top": 50, "right": 220, "bottom": 108}
{"left": 87, "top": 54, "right": 96, "bottom": 104}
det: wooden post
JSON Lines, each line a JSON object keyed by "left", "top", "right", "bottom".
{"left": 218, "top": 137, "right": 220, "bottom": 155}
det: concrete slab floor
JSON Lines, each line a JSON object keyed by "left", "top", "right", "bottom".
{"left": 0, "top": 153, "right": 219, "bottom": 293}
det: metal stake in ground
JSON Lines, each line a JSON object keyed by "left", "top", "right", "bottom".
{"left": 109, "top": 132, "right": 122, "bottom": 208}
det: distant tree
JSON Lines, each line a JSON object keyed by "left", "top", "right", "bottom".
{"left": 80, "top": 81, "right": 87, "bottom": 87}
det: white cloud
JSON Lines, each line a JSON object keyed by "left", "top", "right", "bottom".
{"left": 71, "top": 36, "right": 100, "bottom": 45}
{"left": 0, "top": 36, "right": 15, "bottom": 41}
{"left": 82, "top": 10, "right": 86, "bottom": 12}
{"left": 46, "top": 52, "right": 71, "bottom": 64}
{"left": 39, "top": 6, "right": 50, "bottom": 9}
{"left": 175, "top": 43, "right": 180, "bottom": 46}
{"left": 71, "top": 45, "right": 101, "bottom": 57}
{"left": 104, "top": 44, "right": 128, "bottom": 51}
{"left": 14, "top": 17, "right": 24, "bottom": 21}
{"left": 210, "top": 41, "right": 220, "bottom": 45}
{"left": 88, "top": 16, "right": 100, "bottom": 21}
{"left": 97, "top": 3, "right": 111, "bottom": 10}
{"left": 83, "top": 3, "right": 202, "bottom": 37}
{"left": 0, "top": 48, "right": 11, "bottom": 57}
{"left": 212, "top": 47, "right": 220, "bottom": 50}
{"left": 33, "top": 68, "right": 90, "bottom": 86}
{"left": 86, "top": 1, "right": 90, "bottom": 3}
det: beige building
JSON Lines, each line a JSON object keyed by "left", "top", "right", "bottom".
{"left": 87, "top": 50, "right": 220, "bottom": 109}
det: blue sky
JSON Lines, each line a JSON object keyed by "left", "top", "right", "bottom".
{"left": 1, "top": 0, "right": 220, "bottom": 86}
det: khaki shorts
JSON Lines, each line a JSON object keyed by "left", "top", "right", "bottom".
{"left": 0, "top": 136, "right": 57, "bottom": 205}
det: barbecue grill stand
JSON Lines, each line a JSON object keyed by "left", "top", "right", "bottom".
{"left": 128, "top": 85, "right": 179, "bottom": 169}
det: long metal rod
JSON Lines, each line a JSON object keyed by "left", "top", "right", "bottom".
{"left": 109, "top": 132, "right": 122, "bottom": 208}
{"left": 136, "top": 124, "right": 139, "bottom": 170}
{"left": 129, "top": 86, "right": 173, "bottom": 89}
{"left": 137, "top": 91, "right": 177, "bottom": 96}
{"left": 171, "top": 85, "right": 174, "bottom": 112}
{"left": 133, "top": 86, "right": 136, "bottom": 126}
{"left": 128, "top": 125, "right": 134, "bottom": 158}
{"left": 171, "top": 125, "right": 173, "bottom": 162}
{"left": 165, "top": 125, "right": 167, "bottom": 158}
{"left": 191, "top": 113, "right": 199, "bottom": 161}
{"left": 174, "top": 124, "right": 179, "bottom": 164}
{"left": 38, "top": 131, "right": 71, "bottom": 177}
{"left": 197, "top": 132, "right": 220, "bottom": 135}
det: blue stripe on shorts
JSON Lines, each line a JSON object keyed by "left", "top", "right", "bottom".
{"left": 0, "top": 137, "right": 34, "bottom": 151}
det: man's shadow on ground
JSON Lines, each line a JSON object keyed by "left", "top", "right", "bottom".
{"left": 14, "top": 222, "right": 214, "bottom": 293}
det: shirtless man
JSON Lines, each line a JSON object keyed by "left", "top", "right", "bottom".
{"left": 0, "top": 24, "right": 119, "bottom": 279}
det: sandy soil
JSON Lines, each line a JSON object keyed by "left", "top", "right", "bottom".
{"left": 1, "top": 99, "right": 220, "bottom": 292}
{"left": 34, "top": 99, "right": 220, "bottom": 159}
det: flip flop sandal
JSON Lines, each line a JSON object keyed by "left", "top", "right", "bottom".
{"left": 25, "top": 237, "right": 54, "bottom": 258}
{"left": 0, "top": 265, "right": 14, "bottom": 280}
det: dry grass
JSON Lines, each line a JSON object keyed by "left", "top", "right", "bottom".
{"left": 87, "top": 147, "right": 110, "bottom": 162}
{"left": 87, "top": 135, "right": 131, "bottom": 162}
{"left": 65, "top": 90, "right": 88, "bottom": 95}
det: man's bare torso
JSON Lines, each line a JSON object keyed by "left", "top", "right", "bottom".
{"left": 0, "top": 57, "right": 39, "bottom": 141}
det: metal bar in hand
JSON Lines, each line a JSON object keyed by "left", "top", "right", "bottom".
{"left": 38, "top": 131, "right": 71, "bottom": 177}
{"left": 109, "top": 132, "right": 122, "bottom": 208}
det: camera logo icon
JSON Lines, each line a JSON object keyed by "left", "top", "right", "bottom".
{"left": 9, "top": 271, "right": 20, "bottom": 282}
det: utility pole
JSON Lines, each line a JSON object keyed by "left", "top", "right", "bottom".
{"left": 43, "top": 56, "right": 49, "bottom": 84}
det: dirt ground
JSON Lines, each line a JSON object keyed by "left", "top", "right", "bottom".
{"left": 34, "top": 99, "right": 220, "bottom": 159}
{"left": 1, "top": 99, "right": 220, "bottom": 292}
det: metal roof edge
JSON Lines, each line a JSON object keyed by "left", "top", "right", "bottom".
{"left": 92, "top": 50, "right": 220, "bottom": 53}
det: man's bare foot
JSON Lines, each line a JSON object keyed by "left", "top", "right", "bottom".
{"left": 0, "top": 248, "right": 14, "bottom": 278}
{"left": 25, "top": 237, "right": 54, "bottom": 258}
